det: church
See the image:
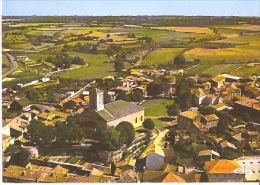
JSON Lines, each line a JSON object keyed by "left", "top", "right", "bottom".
{"left": 80, "top": 88, "right": 145, "bottom": 128}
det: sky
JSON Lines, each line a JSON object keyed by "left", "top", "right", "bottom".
{"left": 2, "top": 0, "right": 260, "bottom": 16}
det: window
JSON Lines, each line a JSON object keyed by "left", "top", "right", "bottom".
{"left": 135, "top": 118, "right": 138, "bottom": 123}
{"left": 141, "top": 115, "right": 143, "bottom": 122}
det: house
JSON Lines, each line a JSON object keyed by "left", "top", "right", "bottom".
{"left": 204, "top": 159, "right": 245, "bottom": 182}
{"left": 2, "top": 120, "right": 13, "bottom": 153}
{"left": 202, "top": 94, "right": 218, "bottom": 106}
{"left": 202, "top": 82, "right": 211, "bottom": 92}
{"left": 3, "top": 164, "right": 116, "bottom": 183}
{"left": 193, "top": 88, "right": 206, "bottom": 106}
{"left": 40, "top": 77, "right": 50, "bottom": 83}
{"left": 117, "top": 169, "right": 138, "bottom": 183}
{"left": 234, "top": 99, "right": 260, "bottom": 115}
{"left": 80, "top": 88, "right": 145, "bottom": 128}
{"left": 163, "top": 76, "right": 176, "bottom": 98}
{"left": 198, "top": 150, "right": 220, "bottom": 162}
{"left": 178, "top": 111, "right": 202, "bottom": 134}
{"left": 141, "top": 171, "right": 186, "bottom": 183}
{"left": 143, "top": 149, "right": 165, "bottom": 171}
{"left": 229, "top": 133, "right": 244, "bottom": 147}
{"left": 210, "top": 75, "right": 225, "bottom": 88}
{"left": 2, "top": 119, "right": 11, "bottom": 136}
{"left": 219, "top": 140, "right": 237, "bottom": 156}
{"left": 235, "top": 156, "right": 260, "bottom": 182}
{"left": 201, "top": 114, "right": 219, "bottom": 130}
{"left": 64, "top": 97, "right": 86, "bottom": 109}
{"left": 10, "top": 97, "right": 31, "bottom": 111}
{"left": 116, "top": 157, "right": 136, "bottom": 171}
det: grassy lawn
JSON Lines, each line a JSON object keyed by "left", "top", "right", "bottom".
{"left": 54, "top": 52, "right": 114, "bottom": 79}
{"left": 152, "top": 118, "right": 171, "bottom": 131}
{"left": 141, "top": 48, "right": 186, "bottom": 66}
{"left": 142, "top": 98, "right": 174, "bottom": 117}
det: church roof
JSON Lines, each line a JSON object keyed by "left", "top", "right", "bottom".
{"left": 84, "top": 100, "right": 144, "bottom": 122}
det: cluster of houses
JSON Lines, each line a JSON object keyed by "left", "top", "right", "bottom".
{"left": 2, "top": 66, "right": 260, "bottom": 182}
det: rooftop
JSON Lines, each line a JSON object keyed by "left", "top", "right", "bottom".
{"left": 198, "top": 150, "right": 220, "bottom": 157}
{"left": 180, "top": 111, "right": 199, "bottom": 120}
{"left": 203, "top": 114, "right": 219, "bottom": 121}
{"left": 84, "top": 100, "right": 144, "bottom": 122}
{"left": 204, "top": 160, "right": 242, "bottom": 174}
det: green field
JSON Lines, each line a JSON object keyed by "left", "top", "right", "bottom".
{"left": 142, "top": 98, "right": 174, "bottom": 117}
{"left": 141, "top": 48, "right": 185, "bottom": 66}
{"left": 54, "top": 52, "right": 114, "bottom": 79}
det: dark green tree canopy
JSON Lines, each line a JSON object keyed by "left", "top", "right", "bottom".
{"left": 116, "top": 121, "right": 135, "bottom": 146}
{"left": 143, "top": 118, "right": 155, "bottom": 130}
{"left": 174, "top": 55, "right": 186, "bottom": 66}
{"left": 146, "top": 81, "right": 163, "bottom": 97}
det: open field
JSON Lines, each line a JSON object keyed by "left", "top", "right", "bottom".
{"left": 150, "top": 27, "right": 214, "bottom": 34}
{"left": 142, "top": 98, "right": 174, "bottom": 117}
{"left": 184, "top": 47, "right": 260, "bottom": 64}
{"left": 221, "top": 24, "right": 260, "bottom": 31}
{"left": 141, "top": 48, "right": 185, "bottom": 66}
{"left": 54, "top": 52, "right": 114, "bottom": 79}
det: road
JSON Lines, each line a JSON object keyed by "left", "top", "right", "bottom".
{"left": 2, "top": 53, "right": 18, "bottom": 78}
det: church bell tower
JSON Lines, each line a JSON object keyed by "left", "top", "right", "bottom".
{"left": 89, "top": 88, "right": 104, "bottom": 111}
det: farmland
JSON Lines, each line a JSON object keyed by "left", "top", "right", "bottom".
{"left": 2, "top": 17, "right": 260, "bottom": 80}
{"left": 54, "top": 52, "right": 114, "bottom": 79}
{"left": 141, "top": 48, "right": 186, "bottom": 66}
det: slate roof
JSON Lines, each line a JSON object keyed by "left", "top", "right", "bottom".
{"left": 84, "top": 100, "right": 144, "bottom": 122}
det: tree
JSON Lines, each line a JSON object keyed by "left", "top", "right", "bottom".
{"left": 130, "top": 89, "right": 144, "bottom": 102}
{"left": 198, "top": 106, "right": 216, "bottom": 115}
{"left": 27, "top": 120, "right": 45, "bottom": 143}
{"left": 146, "top": 82, "right": 162, "bottom": 97}
{"left": 116, "top": 90, "right": 131, "bottom": 102}
{"left": 174, "top": 55, "right": 186, "bottom": 67}
{"left": 175, "top": 78, "right": 192, "bottom": 110}
{"left": 116, "top": 121, "right": 135, "bottom": 146}
{"left": 166, "top": 103, "right": 180, "bottom": 116}
{"left": 143, "top": 118, "right": 155, "bottom": 130}
{"left": 96, "top": 126, "right": 123, "bottom": 151}
{"left": 104, "top": 91, "right": 112, "bottom": 104}
{"left": 25, "top": 88, "right": 42, "bottom": 101}
{"left": 114, "top": 60, "right": 124, "bottom": 72}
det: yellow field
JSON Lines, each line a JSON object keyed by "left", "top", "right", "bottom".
{"left": 223, "top": 24, "right": 260, "bottom": 31}
{"left": 151, "top": 27, "right": 214, "bottom": 34}
{"left": 185, "top": 47, "right": 259, "bottom": 56}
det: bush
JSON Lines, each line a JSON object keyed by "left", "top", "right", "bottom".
{"left": 143, "top": 118, "right": 155, "bottom": 130}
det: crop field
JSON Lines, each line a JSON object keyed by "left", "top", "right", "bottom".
{"left": 54, "top": 52, "right": 114, "bottom": 79}
{"left": 150, "top": 26, "right": 214, "bottom": 34}
{"left": 221, "top": 24, "right": 260, "bottom": 31}
{"left": 184, "top": 47, "right": 260, "bottom": 64}
{"left": 141, "top": 48, "right": 186, "bottom": 66}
